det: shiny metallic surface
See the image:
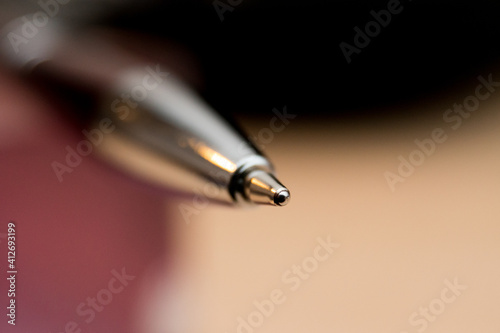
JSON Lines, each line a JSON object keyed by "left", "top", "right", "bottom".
{"left": 98, "top": 71, "right": 290, "bottom": 205}
{"left": 1, "top": 16, "right": 291, "bottom": 206}
{"left": 241, "top": 169, "right": 289, "bottom": 206}
{"left": 274, "top": 189, "right": 290, "bottom": 206}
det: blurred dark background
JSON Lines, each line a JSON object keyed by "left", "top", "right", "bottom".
{"left": 3, "top": 0, "right": 500, "bottom": 118}
{"left": 104, "top": 0, "right": 500, "bottom": 118}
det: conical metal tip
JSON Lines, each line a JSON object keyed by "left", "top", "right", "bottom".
{"left": 243, "top": 170, "right": 290, "bottom": 206}
{"left": 274, "top": 189, "right": 290, "bottom": 206}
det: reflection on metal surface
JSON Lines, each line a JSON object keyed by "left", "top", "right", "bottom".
{"left": 98, "top": 71, "right": 289, "bottom": 205}
{"left": 195, "top": 143, "right": 237, "bottom": 173}
{"left": 244, "top": 169, "right": 290, "bottom": 206}
{"left": 0, "top": 15, "right": 290, "bottom": 206}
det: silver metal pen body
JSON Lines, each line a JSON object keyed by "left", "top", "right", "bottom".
{"left": 1, "top": 17, "right": 290, "bottom": 206}
{"left": 99, "top": 70, "right": 289, "bottom": 205}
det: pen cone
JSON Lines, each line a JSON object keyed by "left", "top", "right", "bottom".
{"left": 243, "top": 170, "right": 290, "bottom": 206}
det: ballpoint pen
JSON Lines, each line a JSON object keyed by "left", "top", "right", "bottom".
{"left": 1, "top": 17, "right": 291, "bottom": 207}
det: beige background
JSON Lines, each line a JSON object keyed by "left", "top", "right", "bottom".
{"left": 145, "top": 84, "right": 500, "bottom": 333}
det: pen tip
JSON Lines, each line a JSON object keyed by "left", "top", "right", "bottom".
{"left": 274, "top": 189, "right": 290, "bottom": 206}
{"left": 243, "top": 170, "right": 290, "bottom": 207}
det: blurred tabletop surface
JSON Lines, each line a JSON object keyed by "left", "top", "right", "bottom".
{"left": 0, "top": 69, "right": 499, "bottom": 333}
{"left": 161, "top": 87, "right": 500, "bottom": 333}
{"left": 1, "top": 2, "right": 500, "bottom": 332}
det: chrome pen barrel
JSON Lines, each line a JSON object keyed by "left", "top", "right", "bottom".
{"left": 1, "top": 16, "right": 290, "bottom": 206}
{"left": 98, "top": 70, "right": 287, "bottom": 205}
